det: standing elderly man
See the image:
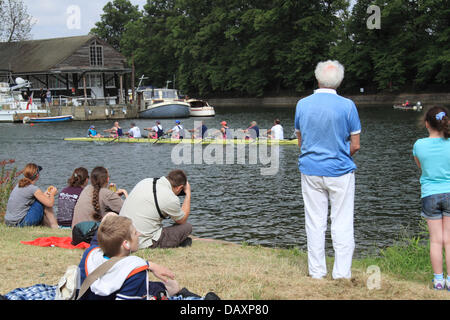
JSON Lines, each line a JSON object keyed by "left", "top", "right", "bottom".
{"left": 294, "top": 60, "right": 361, "bottom": 280}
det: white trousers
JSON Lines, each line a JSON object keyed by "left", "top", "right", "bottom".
{"left": 301, "top": 172, "right": 355, "bottom": 279}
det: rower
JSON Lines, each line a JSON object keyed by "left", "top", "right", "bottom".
{"left": 144, "top": 120, "right": 164, "bottom": 139}
{"left": 126, "top": 122, "right": 142, "bottom": 138}
{"left": 220, "top": 121, "right": 232, "bottom": 139}
{"left": 243, "top": 121, "right": 259, "bottom": 139}
{"left": 166, "top": 120, "right": 184, "bottom": 139}
{"left": 267, "top": 119, "right": 284, "bottom": 140}
{"left": 188, "top": 121, "right": 208, "bottom": 139}
{"left": 87, "top": 125, "right": 103, "bottom": 138}
{"left": 103, "top": 121, "right": 123, "bottom": 138}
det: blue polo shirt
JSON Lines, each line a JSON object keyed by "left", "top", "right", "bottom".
{"left": 294, "top": 89, "right": 361, "bottom": 177}
{"left": 413, "top": 137, "right": 450, "bottom": 198}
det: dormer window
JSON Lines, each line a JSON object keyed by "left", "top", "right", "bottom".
{"left": 90, "top": 40, "right": 103, "bottom": 66}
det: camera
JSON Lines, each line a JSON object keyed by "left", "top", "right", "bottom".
{"left": 178, "top": 189, "right": 186, "bottom": 196}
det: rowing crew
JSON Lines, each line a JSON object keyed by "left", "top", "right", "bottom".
{"left": 88, "top": 121, "right": 141, "bottom": 139}
{"left": 87, "top": 119, "right": 284, "bottom": 140}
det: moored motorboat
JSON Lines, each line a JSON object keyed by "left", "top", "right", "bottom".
{"left": 137, "top": 87, "right": 190, "bottom": 119}
{"left": 187, "top": 99, "right": 215, "bottom": 117}
{"left": 0, "top": 78, "right": 49, "bottom": 122}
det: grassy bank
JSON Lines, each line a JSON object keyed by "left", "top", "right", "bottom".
{"left": 0, "top": 223, "right": 448, "bottom": 300}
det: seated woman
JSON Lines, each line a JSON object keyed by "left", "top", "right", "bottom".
{"left": 4, "top": 163, "right": 58, "bottom": 228}
{"left": 72, "top": 166, "right": 128, "bottom": 228}
{"left": 57, "top": 167, "right": 89, "bottom": 227}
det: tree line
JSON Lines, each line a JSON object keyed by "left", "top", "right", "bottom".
{"left": 91, "top": 0, "right": 450, "bottom": 97}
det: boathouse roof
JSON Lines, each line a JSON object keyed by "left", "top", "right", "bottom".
{"left": 0, "top": 35, "right": 129, "bottom": 74}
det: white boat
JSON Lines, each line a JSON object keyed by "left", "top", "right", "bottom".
{"left": 0, "top": 78, "right": 49, "bottom": 122}
{"left": 137, "top": 87, "right": 190, "bottom": 119}
{"left": 187, "top": 98, "right": 215, "bottom": 117}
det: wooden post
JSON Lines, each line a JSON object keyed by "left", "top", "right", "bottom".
{"left": 102, "top": 73, "right": 106, "bottom": 103}
{"left": 131, "top": 53, "right": 135, "bottom": 105}
{"left": 83, "top": 74, "right": 88, "bottom": 106}
{"left": 119, "top": 74, "right": 124, "bottom": 104}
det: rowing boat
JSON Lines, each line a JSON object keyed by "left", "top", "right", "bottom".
{"left": 64, "top": 137, "right": 299, "bottom": 145}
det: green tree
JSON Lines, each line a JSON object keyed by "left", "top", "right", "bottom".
{"left": 415, "top": 0, "right": 450, "bottom": 87}
{"left": 90, "top": 0, "right": 142, "bottom": 51}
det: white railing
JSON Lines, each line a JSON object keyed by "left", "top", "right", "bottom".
{"left": 45, "top": 95, "right": 120, "bottom": 107}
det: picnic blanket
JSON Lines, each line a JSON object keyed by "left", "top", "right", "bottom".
{"left": 5, "top": 284, "right": 57, "bottom": 300}
{"left": 21, "top": 237, "right": 90, "bottom": 249}
{"left": 3, "top": 283, "right": 203, "bottom": 300}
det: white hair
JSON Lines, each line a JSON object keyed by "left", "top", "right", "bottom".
{"left": 314, "top": 60, "right": 345, "bottom": 89}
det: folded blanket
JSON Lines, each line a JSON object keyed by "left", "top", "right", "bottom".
{"left": 21, "top": 237, "right": 90, "bottom": 249}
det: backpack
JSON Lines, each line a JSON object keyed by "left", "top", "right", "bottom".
{"left": 55, "top": 265, "right": 80, "bottom": 300}
{"left": 55, "top": 258, "right": 124, "bottom": 300}
{"left": 71, "top": 221, "right": 100, "bottom": 246}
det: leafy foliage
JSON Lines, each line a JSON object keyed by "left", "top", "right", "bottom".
{"left": 0, "top": 159, "right": 21, "bottom": 222}
{"left": 91, "top": 0, "right": 450, "bottom": 96}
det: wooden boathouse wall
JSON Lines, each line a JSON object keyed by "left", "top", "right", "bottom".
{"left": 0, "top": 35, "right": 132, "bottom": 106}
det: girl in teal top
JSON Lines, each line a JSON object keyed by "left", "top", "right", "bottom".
{"left": 413, "top": 106, "right": 450, "bottom": 290}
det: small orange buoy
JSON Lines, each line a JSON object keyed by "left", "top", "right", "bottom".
{"left": 30, "top": 123, "right": 35, "bottom": 126}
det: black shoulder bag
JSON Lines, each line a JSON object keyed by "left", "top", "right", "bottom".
{"left": 153, "top": 178, "right": 168, "bottom": 219}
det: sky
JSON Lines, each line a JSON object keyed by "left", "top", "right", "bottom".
{"left": 23, "top": 0, "right": 147, "bottom": 40}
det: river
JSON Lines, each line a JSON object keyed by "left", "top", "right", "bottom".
{"left": 0, "top": 105, "right": 426, "bottom": 257}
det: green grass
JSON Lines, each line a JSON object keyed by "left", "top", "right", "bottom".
{"left": 0, "top": 223, "right": 449, "bottom": 299}
{"left": 356, "top": 237, "right": 433, "bottom": 283}
{"left": 0, "top": 159, "right": 448, "bottom": 299}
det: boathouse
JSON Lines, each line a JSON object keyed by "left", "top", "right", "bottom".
{"left": 0, "top": 35, "right": 132, "bottom": 106}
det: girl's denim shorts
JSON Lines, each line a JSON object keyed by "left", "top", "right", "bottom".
{"left": 421, "top": 192, "right": 450, "bottom": 220}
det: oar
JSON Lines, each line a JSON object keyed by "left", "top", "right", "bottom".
{"left": 106, "top": 136, "right": 120, "bottom": 144}
{"left": 153, "top": 133, "right": 169, "bottom": 144}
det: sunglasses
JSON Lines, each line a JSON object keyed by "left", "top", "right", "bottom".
{"left": 30, "top": 166, "right": 43, "bottom": 180}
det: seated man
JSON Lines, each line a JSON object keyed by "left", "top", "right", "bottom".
{"left": 87, "top": 125, "right": 103, "bottom": 138}
{"left": 243, "top": 121, "right": 259, "bottom": 139}
{"left": 166, "top": 120, "right": 184, "bottom": 139}
{"left": 144, "top": 120, "right": 164, "bottom": 139}
{"left": 103, "top": 121, "right": 123, "bottom": 138}
{"left": 126, "top": 122, "right": 142, "bottom": 138}
{"left": 188, "top": 121, "right": 208, "bottom": 139}
{"left": 78, "top": 214, "right": 208, "bottom": 300}
{"left": 119, "top": 170, "right": 192, "bottom": 249}
{"left": 267, "top": 119, "right": 284, "bottom": 140}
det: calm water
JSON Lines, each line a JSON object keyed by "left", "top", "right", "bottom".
{"left": 0, "top": 105, "right": 426, "bottom": 257}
